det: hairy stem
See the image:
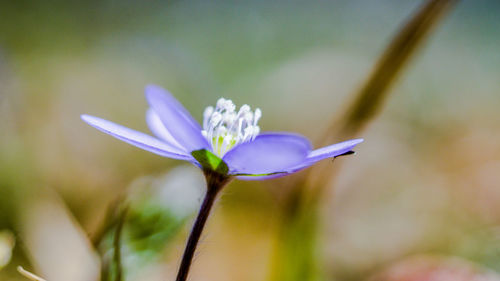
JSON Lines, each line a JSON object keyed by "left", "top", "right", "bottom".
{"left": 175, "top": 172, "right": 230, "bottom": 281}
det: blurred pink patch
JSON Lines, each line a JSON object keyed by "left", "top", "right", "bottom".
{"left": 369, "top": 255, "right": 500, "bottom": 281}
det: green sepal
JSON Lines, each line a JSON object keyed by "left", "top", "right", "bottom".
{"left": 191, "top": 149, "right": 229, "bottom": 175}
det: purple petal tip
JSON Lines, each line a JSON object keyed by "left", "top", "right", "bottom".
{"left": 144, "top": 84, "right": 172, "bottom": 100}
{"left": 352, "top": 138, "right": 364, "bottom": 145}
{"left": 81, "top": 114, "right": 94, "bottom": 123}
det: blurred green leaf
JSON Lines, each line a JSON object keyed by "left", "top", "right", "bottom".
{"left": 126, "top": 202, "right": 186, "bottom": 258}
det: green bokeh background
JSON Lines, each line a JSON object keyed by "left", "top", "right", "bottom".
{"left": 1, "top": 0, "right": 500, "bottom": 280}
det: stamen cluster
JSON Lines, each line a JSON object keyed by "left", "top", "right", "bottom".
{"left": 202, "top": 98, "right": 261, "bottom": 157}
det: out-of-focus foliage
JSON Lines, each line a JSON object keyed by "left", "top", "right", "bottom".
{"left": 98, "top": 166, "right": 204, "bottom": 280}
{"left": 126, "top": 166, "right": 204, "bottom": 258}
{"left": 0, "top": 230, "right": 14, "bottom": 270}
{"left": 368, "top": 255, "right": 500, "bottom": 281}
{"left": 20, "top": 194, "right": 100, "bottom": 281}
{"left": 1, "top": 0, "right": 500, "bottom": 280}
{"left": 272, "top": 1, "right": 458, "bottom": 280}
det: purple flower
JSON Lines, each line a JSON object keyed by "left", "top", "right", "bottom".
{"left": 81, "top": 85, "right": 363, "bottom": 179}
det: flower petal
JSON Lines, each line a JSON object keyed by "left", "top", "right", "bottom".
{"left": 280, "top": 138, "right": 364, "bottom": 173}
{"left": 81, "top": 114, "right": 193, "bottom": 161}
{"left": 145, "top": 85, "right": 210, "bottom": 151}
{"left": 236, "top": 174, "right": 286, "bottom": 181}
{"left": 236, "top": 138, "right": 363, "bottom": 180}
{"left": 146, "top": 108, "right": 186, "bottom": 152}
{"left": 223, "top": 132, "right": 311, "bottom": 175}
{"left": 307, "top": 138, "right": 363, "bottom": 162}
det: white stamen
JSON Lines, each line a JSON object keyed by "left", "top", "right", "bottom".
{"left": 202, "top": 98, "right": 262, "bottom": 157}
{"left": 254, "top": 108, "right": 261, "bottom": 125}
{"left": 203, "top": 106, "right": 214, "bottom": 129}
{"left": 252, "top": 126, "right": 260, "bottom": 140}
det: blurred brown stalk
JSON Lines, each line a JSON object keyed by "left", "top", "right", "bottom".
{"left": 271, "top": 0, "right": 459, "bottom": 280}
{"left": 312, "top": 0, "right": 458, "bottom": 188}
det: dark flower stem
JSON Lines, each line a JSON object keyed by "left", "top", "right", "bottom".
{"left": 175, "top": 171, "right": 231, "bottom": 281}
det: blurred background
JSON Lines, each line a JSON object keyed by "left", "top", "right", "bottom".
{"left": 1, "top": 0, "right": 500, "bottom": 280}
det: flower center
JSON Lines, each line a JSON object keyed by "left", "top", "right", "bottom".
{"left": 201, "top": 98, "right": 261, "bottom": 157}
